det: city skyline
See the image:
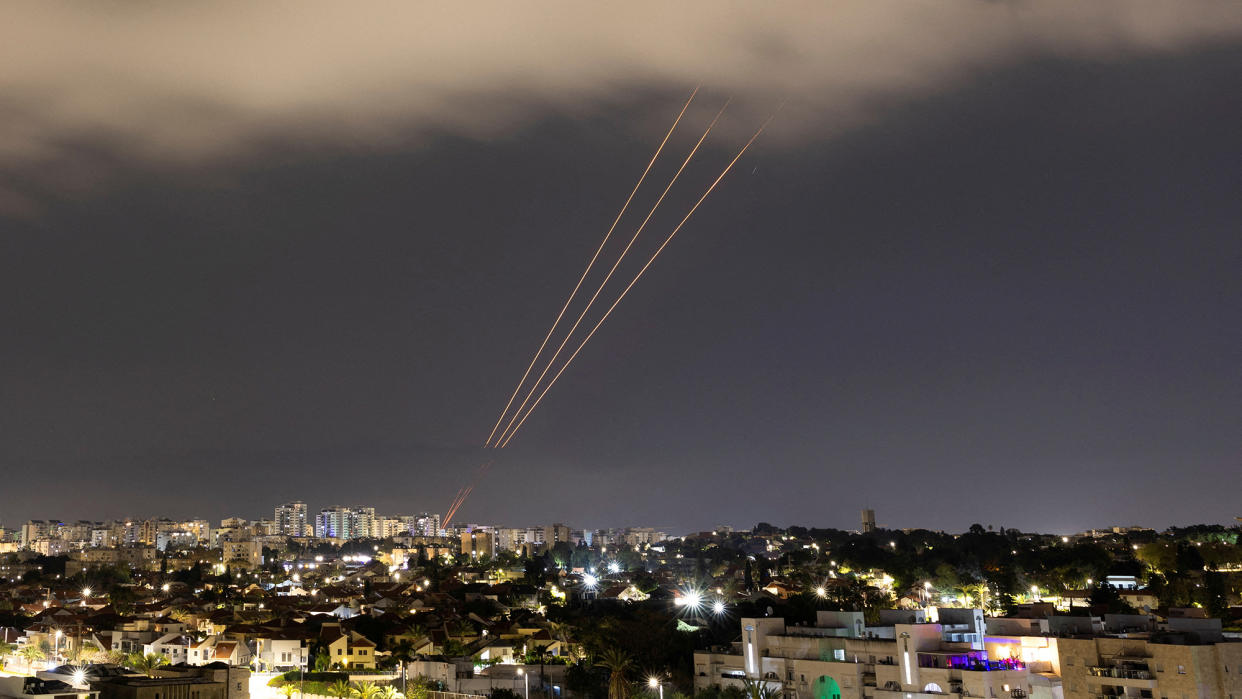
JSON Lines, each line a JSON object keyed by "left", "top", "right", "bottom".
{"left": 2, "top": 3, "right": 1240, "bottom": 533}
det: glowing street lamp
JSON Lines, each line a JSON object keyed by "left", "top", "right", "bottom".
{"left": 648, "top": 677, "right": 663, "bottom": 699}
{"left": 815, "top": 586, "right": 827, "bottom": 599}
{"left": 517, "top": 668, "right": 529, "bottom": 699}
{"left": 711, "top": 600, "right": 726, "bottom": 616}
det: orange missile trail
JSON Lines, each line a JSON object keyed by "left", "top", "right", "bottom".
{"left": 493, "top": 99, "right": 731, "bottom": 448}
{"left": 444, "top": 460, "right": 492, "bottom": 526}
{"left": 482, "top": 86, "right": 701, "bottom": 448}
{"left": 497, "top": 111, "right": 779, "bottom": 449}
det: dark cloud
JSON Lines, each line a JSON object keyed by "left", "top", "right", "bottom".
{"left": 0, "top": 5, "right": 1239, "bottom": 533}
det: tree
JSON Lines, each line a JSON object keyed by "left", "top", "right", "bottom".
{"left": 0, "top": 641, "right": 14, "bottom": 670}
{"left": 128, "top": 652, "right": 170, "bottom": 677}
{"left": 741, "top": 679, "right": 779, "bottom": 699}
{"left": 277, "top": 685, "right": 298, "bottom": 699}
{"left": 18, "top": 644, "right": 46, "bottom": 671}
{"left": 351, "top": 681, "right": 381, "bottom": 699}
{"left": 390, "top": 639, "right": 417, "bottom": 695}
{"left": 597, "top": 648, "right": 634, "bottom": 699}
{"left": 328, "top": 680, "right": 354, "bottom": 699}
{"left": 375, "top": 686, "right": 403, "bottom": 699}
{"left": 315, "top": 651, "right": 333, "bottom": 672}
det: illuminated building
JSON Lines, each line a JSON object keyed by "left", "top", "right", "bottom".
{"left": 461, "top": 530, "right": 496, "bottom": 558}
{"left": 694, "top": 609, "right": 1028, "bottom": 699}
{"left": 273, "top": 501, "right": 308, "bottom": 537}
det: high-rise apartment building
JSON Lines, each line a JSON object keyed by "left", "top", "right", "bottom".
{"left": 543, "top": 523, "right": 571, "bottom": 547}
{"left": 314, "top": 506, "right": 378, "bottom": 539}
{"left": 461, "top": 530, "right": 496, "bottom": 558}
{"left": 274, "top": 501, "right": 308, "bottom": 538}
{"left": 409, "top": 513, "right": 441, "bottom": 537}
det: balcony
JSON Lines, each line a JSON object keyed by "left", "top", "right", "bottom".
{"left": 1085, "top": 666, "right": 1157, "bottom": 692}
{"left": 1087, "top": 666, "right": 1154, "bottom": 681}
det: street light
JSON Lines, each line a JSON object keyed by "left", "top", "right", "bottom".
{"left": 648, "top": 677, "right": 663, "bottom": 699}
{"left": 54, "top": 629, "right": 62, "bottom": 663}
{"left": 518, "top": 668, "right": 529, "bottom": 699}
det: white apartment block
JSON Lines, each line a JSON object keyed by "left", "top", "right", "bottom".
{"left": 695, "top": 609, "right": 1029, "bottom": 699}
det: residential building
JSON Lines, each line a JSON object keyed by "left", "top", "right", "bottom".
{"left": 315, "top": 507, "right": 373, "bottom": 540}
{"left": 319, "top": 622, "right": 376, "bottom": 669}
{"left": 187, "top": 636, "right": 251, "bottom": 666}
{"left": 461, "top": 530, "right": 496, "bottom": 559}
{"left": 221, "top": 539, "right": 263, "bottom": 569}
{"left": 694, "top": 610, "right": 1028, "bottom": 699}
{"left": 543, "top": 523, "right": 571, "bottom": 547}
{"left": 144, "top": 632, "right": 192, "bottom": 665}
{"left": 986, "top": 613, "right": 1242, "bottom": 699}
{"left": 253, "top": 631, "right": 308, "bottom": 672}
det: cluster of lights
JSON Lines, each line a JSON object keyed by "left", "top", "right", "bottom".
{"left": 673, "top": 587, "right": 728, "bottom": 617}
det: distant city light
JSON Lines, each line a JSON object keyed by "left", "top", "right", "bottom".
{"left": 582, "top": 574, "right": 598, "bottom": 589}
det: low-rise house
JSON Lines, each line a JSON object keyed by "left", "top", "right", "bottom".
{"left": 252, "top": 631, "right": 308, "bottom": 672}
{"left": 319, "top": 623, "right": 376, "bottom": 669}
{"left": 143, "top": 632, "right": 191, "bottom": 665}
{"left": 187, "top": 636, "right": 251, "bottom": 667}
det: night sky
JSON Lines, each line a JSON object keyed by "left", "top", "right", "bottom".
{"left": 2, "top": 3, "right": 1240, "bottom": 534}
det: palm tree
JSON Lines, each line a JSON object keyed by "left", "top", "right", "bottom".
{"left": 327, "top": 680, "right": 353, "bottom": 699}
{"left": 404, "top": 625, "right": 428, "bottom": 649}
{"left": 18, "top": 644, "right": 46, "bottom": 672}
{"left": 0, "top": 641, "right": 15, "bottom": 670}
{"left": 314, "top": 651, "right": 332, "bottom": 672}
{"left": 277, "top": 684, "right": 298, "bottom": 699}
{"left": 529, "top": 645, "right": 551, "bottom": 696}
{"left": 596, "top": 648, "right": 634, "bottom": 699}
{"left": 389, "top": 639, "right": 416, "bottom": 695}
{"left": 127, "top": 652, "right": 170, "bottom": 677}
{"left": 742, "top": 679, "right": 779, "bottom": 699}
{"left": 375, "top": 686, "right": 402, "bottom": 699}
{"left": 350, "top": 681, "right": 381, "bottom": 699}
